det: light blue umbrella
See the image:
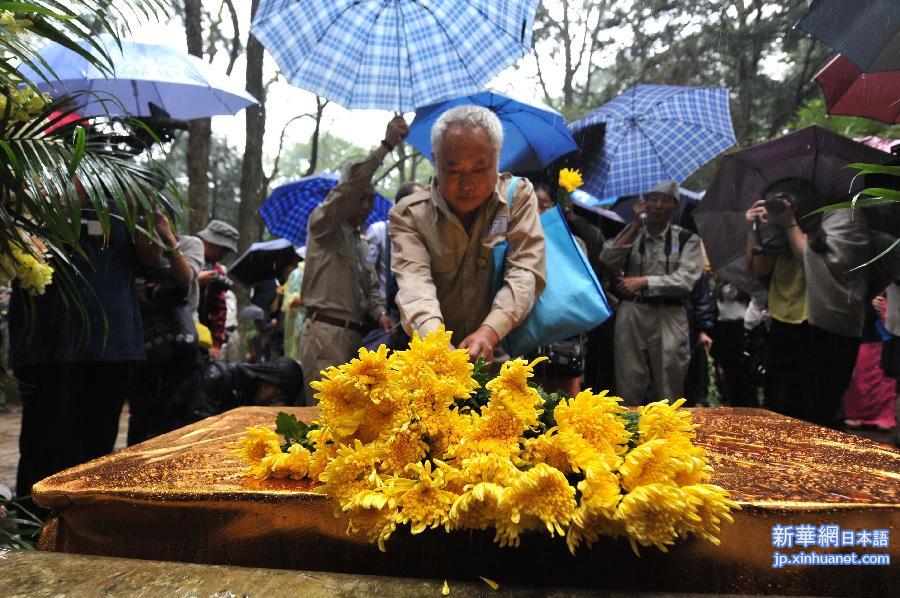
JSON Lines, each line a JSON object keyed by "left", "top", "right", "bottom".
{"left": 250, "top": 0, "right": 540, "bottom": 112}
{"left": 570, "top": 85, "right": 736, "bottom": 199}
{"left": 17, "top": 34, "right": 257, "bottom": 119}
{"left": 407, "top": 90, "right": 577, "bottom": 172}
{"left": 260, "top": 174, "right": 392, "bottom": 246}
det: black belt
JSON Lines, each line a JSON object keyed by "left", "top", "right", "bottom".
{"left": 308, "top": 312, "right": 365, "bottom": 332}
{"left": 622, "top": 296, "right": 685, "bottom": 307}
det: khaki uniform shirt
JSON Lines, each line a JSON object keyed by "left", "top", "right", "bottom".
{"left": 300, "top": 150, "right": 387, "bottom": 323}
{"left": 389, "top": 174, "right": 546, "bottom": 346}
{"left": 600, "top": 223, "right": 703, "bottom": 297}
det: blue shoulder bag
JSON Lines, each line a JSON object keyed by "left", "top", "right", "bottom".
{"left": 492, "top": 177, "right": 612, "bottom": 357}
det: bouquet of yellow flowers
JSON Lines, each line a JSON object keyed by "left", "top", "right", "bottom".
{"left": 235, "top": 327, "right": 737, "bottom": 554}
{"left": 0, "top": 231, "right": 54, "bottom": 294}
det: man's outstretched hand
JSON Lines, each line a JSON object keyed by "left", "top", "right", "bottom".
{"left": 459, "top": 325, "right": 500, "bottom": 362}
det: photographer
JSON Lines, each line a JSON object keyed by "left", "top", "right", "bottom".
{"left": 745, "top": 178, "right": 869, "bottom": 428}
{"left": 599, "top": 181, "right": 704, "bottom": 405}
{"left": 128, "top": 208, "right": 204, "bottom": 445}
{"left": 196, "top": 220, "right": 239, "bottom": 358}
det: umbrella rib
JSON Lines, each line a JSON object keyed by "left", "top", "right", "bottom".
{"left": 458, "top": 0, "right": 532, "bottom": 48}
{"left": 505, "top": 114, "right": 544, "bottom": 170}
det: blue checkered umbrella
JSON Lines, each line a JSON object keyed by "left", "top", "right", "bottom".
{"left": 570, "top": 85, "right": 736, "bottom": 199}
{"left": 250, "top": 0, "right": 540, "bottom": 112}
{"left": 259, "top": 174, "right": 392, "bottom": 246}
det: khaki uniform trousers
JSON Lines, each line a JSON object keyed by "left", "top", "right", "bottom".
{"left": 299, "top": 318, "right": 362, "bottom": 406}
{"left": 614, "top": 300, "right": 690, "bottom": 406}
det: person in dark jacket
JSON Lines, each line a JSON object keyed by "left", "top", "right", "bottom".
{"left": 155, "top": 356, "right": 303, "bottom": 436}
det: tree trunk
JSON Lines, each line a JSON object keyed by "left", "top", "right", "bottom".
{"left": 185, "top": 0, "right": 211, "bottom": 233}
{"left": 238, "top": 0, "right": 266, "bottom": 254}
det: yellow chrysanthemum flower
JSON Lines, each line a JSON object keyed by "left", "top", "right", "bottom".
{"left": 550, "top": 429, "right": 624, "bottom": 473}
{"left": 393, "top": 461, "right": 458, "bottom": 535}
{"left": 378, "top": 424, "right": 428, "bottom": 474}
{"left": 495, "top": 464, "right": 576, "bottom": 547}
{"left": 558, "top": 168, "right": 583, "bottom": 193}
{"left": 343, "top": 498, "right": 399, "bottom": 552}
{"left": 554, "top": 390, "right": 630, "bottom": 456}
{"left": 522, "top": 431, "right": 572, "bottom": 473}
{"left": 678, "top": 484, "right": 740, "bottom": 545}
{"left": 618, "top": 438, "right": 699, "bottom": 491}
{"left": 457, "top": 453, "right": 520, "bottom": 487}
{"left": 567, "top": 463, "right": 624, "bottom": 553}
{"left": 269, "top": 443, "right": 312, "bottom": 480}
{"left": 342, "top": 344, "right": 394, "bottom": 404}
{"left": 318, "top": 440, "right": 384, "bottom": 505}
{"left": 616, "top": 483, "right": 699, "bottom": 554}
{"left": 390, "top": 326, "right": 477, "bottom": 399}
{"left": 638, "top": 398, "right": 698, "bottom": 444}
{"left": 232, "top": 426, "right": 281, "bottom": 466}
{"left": 449, "top": 482, "right": 504, "bottom": 531}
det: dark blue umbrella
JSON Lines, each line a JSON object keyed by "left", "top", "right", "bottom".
{"left": 796, "top": 0, "right": 900, "bottom": 71}
{"left": 259, "top": 174, "right": 392, "bottom": 246}
{"left": 407, "top": 91, "right": 578, "bottom": 172}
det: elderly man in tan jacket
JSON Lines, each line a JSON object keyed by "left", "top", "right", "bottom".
{"left": 389, "top": 105, "right": 546, "bottom": 361}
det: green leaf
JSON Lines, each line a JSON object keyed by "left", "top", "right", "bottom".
{"left": 620, "top": 411, "right": 641, "bottom": 449}
{"left": 847, "top": 162, "right": 900, "bottom": 177}
{"left": 275, "top": 411, "right": 318, "bottom": 451}
{"left": 848, "top": 235, "right": 900, "bottom": 273}
{"left": 67, "top": 124, "right": 86, "bottom": 176}
{"left": 807, "top": 193, "right": 900, "bottom": 215}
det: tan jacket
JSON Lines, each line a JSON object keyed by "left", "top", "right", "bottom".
{"left": 600, "top": 223, "right": 703, "bottom": 298}
{"left": 300, "top": 150, "right": 387, "bottom": 323}
{"left": 389, "top": 174, "right": 546, "bottom": 346}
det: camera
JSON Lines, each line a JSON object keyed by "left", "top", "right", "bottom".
{"left": 208, "top": 273, "right": 234, "bottom": 292}
{"left": 763, "top": 192, "right": 791, "bottom": 215}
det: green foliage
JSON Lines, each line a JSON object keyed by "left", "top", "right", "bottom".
{"left": 791, "top": 97, "right": 897, "bottom": 139}
{"left": 620, "top": 410, "right": 641, "bottom": 449}
{"left": 275, "top": 411, "right": 319, "bottom": 452}
{"left": 534, "top": 384, "right": 565, "bottom": 432}
{"left": 1, "top": 1, "right": 173, "bottom": 300}
{"left": 456, "top": 357, "right": 493, "bottom": 413}
{"left": 0, "top": 496, "right": 44, "bottom": 550}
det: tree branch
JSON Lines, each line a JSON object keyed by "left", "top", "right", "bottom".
{"left": 222, "top": 0, "right": 242, "bottom": 75}
{"left": 264, "top": 113, "right": 315, "bottom": 188}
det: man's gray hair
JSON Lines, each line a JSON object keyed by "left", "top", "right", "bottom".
{"left": 431, "top": 105, "right": 504, "bottom": 160}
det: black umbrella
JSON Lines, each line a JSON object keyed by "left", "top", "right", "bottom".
{"left": 693, "top": 126, "right": 891, "bottom": 295}
{"left": 795, "top": 0, "right": 900, "bottom": 71}
{"left": 229, "top": 238, "right": 299, "bottom": 287}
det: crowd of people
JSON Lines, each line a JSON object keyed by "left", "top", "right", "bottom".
{"left": 2, "top": 105, "right": 898, "bottom": 513}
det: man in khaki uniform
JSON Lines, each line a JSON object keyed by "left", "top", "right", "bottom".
{"left": 599, "top": 181, "right": 703, "bottom": 405}
{"left": 298, "top": 117, "right": 406, "bottom": 404}
{"left": 389, "top": 105, "right": 546, "bottom": 360}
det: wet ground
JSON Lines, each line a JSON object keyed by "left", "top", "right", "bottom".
{"left": 0, "top": 398, "right": 129, "bottom": 496}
